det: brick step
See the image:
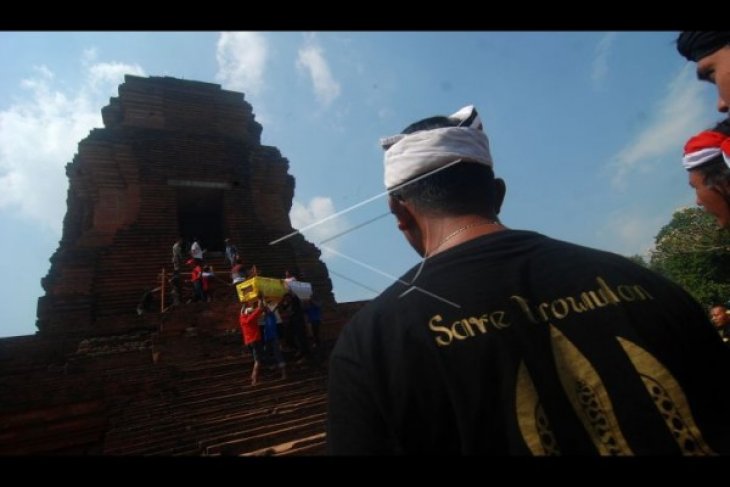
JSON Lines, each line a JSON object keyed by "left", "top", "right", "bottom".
{"left": 168, "top": 377, "right": 325, "bottom": 414}
{"left": 129, "top": 374, "right": 322, "bottom": 418}
{"left": 0, "top": 416, "right": 108, "bottom": 455}
{"left": 204, "top": 414, "right": 326, "bottom": 456}
{"left": 243, "top": 432, "right": 326, "bottom": 457}
{"left": 105, "top": 393, "right": 326, "bottom": 453}
{"left": 104, "top": 384, "right": 326, "bottom": 455}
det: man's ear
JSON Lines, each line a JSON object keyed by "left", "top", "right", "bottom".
{"left": 389, "top": 195, "right": 416, "bottom": 231}
{"left": 494, "top": 178, "right": 506, "bottom": 216}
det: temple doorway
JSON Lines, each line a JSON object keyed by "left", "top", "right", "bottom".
{"left": 176, "top": 187, "right": 225, "bottom": 252}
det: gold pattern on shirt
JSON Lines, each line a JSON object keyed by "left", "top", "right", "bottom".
{"left": 510, "top": 277, "right": 653, "bottom": 325}
{"left": 616, "top": 336, "right": 716, "bottom": 456}
{"left": 516, "top": 361, "right": 561, "bottom": 455}
{"left": 550, "top": 325, "right": 633, "bottom": 455}
{"left": 428, "top": 276, "right": 654, "bottom": 348}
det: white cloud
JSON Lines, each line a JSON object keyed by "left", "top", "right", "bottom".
{"left": 88, "top": 62, "right": 142, "bottom": 91}
{"left": 0, "top": 60, "right": 145, "bottom": 233}
{"left": 606, "top": 211, "right": 666, "bottom": 257}
{"left": 296, "top": 39, "right": 341, "bottom": 108}
{"left": 215, "top": 32, "right": 268, "bottom": 95}
{"left": 610, "top": 64, "right": 713, "bottom": 190}
{"left": 290, "top": 196, "right": 350, "bottom": 257}
{"left": 378, "top": 107, "right": 394, "bottom": 120}
{"left": 82, "top": 48, "right": 98, "bottom": 64}
{"left": 591, "top": 32, "right": 616, "bottom": 90}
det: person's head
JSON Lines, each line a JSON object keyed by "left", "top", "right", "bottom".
{"left": 710, "top": 304, "right": 730, "bottom": 329}
{"left": 381, "top": 105, "right": 506, "bottom": 256}
{"left": 677, "top": 32, "right": 730, "bottom": 114}
{"left": 244, "top": 299, "right": 259, "bottom": 314}
{"left": 225, "top": 238, "right": 231, "bottom": 244}
{"left": 285, "top": 269, "right": 300, "bottom": 280}
{"left": 683, "top": 119, "right": 730, "bottom": 227}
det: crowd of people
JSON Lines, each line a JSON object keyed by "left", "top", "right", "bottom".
{"left": 679, "top": 33, "right": 730, "bottom": 347}
{"left": 239, "top": 289, "right": 323, "bottom": 386}
{"left": 167, "top": 235, "right": 324, "bottom": 387}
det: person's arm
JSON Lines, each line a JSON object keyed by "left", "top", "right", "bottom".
{"left": 279, "top": 295, "right": 290, "bottom": 311}
{"left": 327, "top": 328, "right": 394, "bottom": 455}
{"left": 266, "top": 299, "right": 280, "bottom": 313}
{"left": 251, "top": 306, "right": 264, "bottom": 322}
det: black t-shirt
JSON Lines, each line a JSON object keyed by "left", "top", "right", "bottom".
{"left": 327, "top": 230, "right": 730, "bottom": 455}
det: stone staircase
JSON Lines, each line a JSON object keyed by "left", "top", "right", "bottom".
{"left": 102, "top": 348, "right": 329, "bottom": 456}
{"left": 0, "top": 296, "right": 366, "bottom": 456}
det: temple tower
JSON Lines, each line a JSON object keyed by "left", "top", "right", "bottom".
{"left": 37, "top": 75, "right": 334, "bottom": 337}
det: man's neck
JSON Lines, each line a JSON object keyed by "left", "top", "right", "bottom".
{"left": 424, "top": 216, "right": 506, "bottom": 257}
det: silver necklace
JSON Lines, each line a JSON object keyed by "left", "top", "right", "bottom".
{"left": 428, "top": 220, "right": 499, "bottom": 257}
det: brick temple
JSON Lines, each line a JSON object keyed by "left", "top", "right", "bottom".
{"left": 0, "top": 75, "right": 367, "bottom": 455}
{"left": 37, "top": 74, "right": 335, "bottom": 337}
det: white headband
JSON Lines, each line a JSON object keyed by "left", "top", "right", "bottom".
{"left": 683, "top": 129, "right": 730, "bottom": 170}
{"left": 381, "top": 105, "right": 493, "bottom": 190}
{"left": 682, "top": 147, "right": 729, "bottom": 170}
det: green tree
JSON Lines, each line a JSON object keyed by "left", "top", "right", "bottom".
{"left": 650, "top": 207, "right": 730, "bottom": 306}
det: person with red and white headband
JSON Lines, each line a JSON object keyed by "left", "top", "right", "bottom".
{"left": 683, "top": 119, "right": 730, "bottom": 228}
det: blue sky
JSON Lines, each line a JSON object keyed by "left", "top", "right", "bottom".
{"left": 0, "top": 32, "right": 721, "bottom": 338}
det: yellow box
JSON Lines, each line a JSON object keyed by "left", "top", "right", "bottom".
{"left": 236, "top": 277, "right": 287, "bottom": 303}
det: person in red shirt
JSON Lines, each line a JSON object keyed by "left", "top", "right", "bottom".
{"left": 239, "top": 299, "right": 265, "bottom": 386}
{"left": 186, "top": 258, "right": 205, "bottom": 302}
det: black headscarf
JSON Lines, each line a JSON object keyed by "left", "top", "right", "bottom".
{"left": 677, "top": 31, "right": 730, "bottom": 62}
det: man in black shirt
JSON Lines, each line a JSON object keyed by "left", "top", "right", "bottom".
{"left": 327, "top": 105, "right": 730, "bottom": 455}
{"left": 710, "top": 304, "right": 730, "bottom": 344}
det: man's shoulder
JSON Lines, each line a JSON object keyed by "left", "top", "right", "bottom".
{"left": 531, "top": 233, "right": 644, "bottom": 264}
{"left": 349, "top": 292, "right": 395, "bottom": 323}
{"left": 342, "top": 285, "right": 405, "bottom": 332}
